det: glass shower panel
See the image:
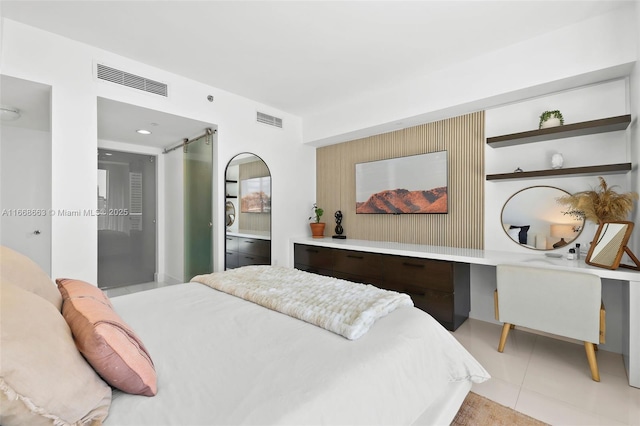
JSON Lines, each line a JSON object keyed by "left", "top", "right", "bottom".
{"left": 97, "top": 150, "right": 156, "bottom": 288}
{"left": 184, "top": 133, "right": 213, "bottom": 281}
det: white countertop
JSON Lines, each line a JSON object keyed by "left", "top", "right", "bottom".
{"left": 291, "top": 236, "right": 640, "bottom": 282}
{"left": 227, "top": 230, "right": 271, "bottom": 240}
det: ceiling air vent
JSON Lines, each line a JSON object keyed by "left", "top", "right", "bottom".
{"left": 257, "top": 111, "right": 283, "bottom": 128}
{"left": 96, "top": 63, "right": 168, "bottom": 97}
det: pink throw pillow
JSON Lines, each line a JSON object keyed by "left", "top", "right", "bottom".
{"left": 57, "top": 278, "right": 157, "bottom": 396}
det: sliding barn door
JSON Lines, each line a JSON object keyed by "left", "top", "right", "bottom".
{"left": 183, "top": 132, "right": 213, "bottom": 281}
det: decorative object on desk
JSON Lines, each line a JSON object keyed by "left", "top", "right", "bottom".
{"left": 551, "top": 153, "right": 564, "bottom": 169}
{"left": 332, "top": 210, "right": 346, "bottom": 239}
{"left": 557, "top": 177, "right": 638, "bottom": 224}
{"left": 308, "top": 203, "right": 325, "bottom": 238}
{"left": 586, "top": 221, "right": 640, "bottom": 271}
{"left": 539, "top": 110, "right": 564, "bottom": 129}
{"left": 514, "top": 167, "right": 523, "bottom": 173}
{"left": 550, "top": 223, "right": 578, "bottom": 248}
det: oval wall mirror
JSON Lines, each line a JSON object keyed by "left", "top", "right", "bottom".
{"left": 225, "top": 201, "right": 236, "bottom": 227}
{"left": 501, "top": 186, "right": 584, "bottom": 251}
{"left": 224, "top": 153, "right": 271, "bottom": 269}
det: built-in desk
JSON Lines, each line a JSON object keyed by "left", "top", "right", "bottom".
{"left": 290, "top": 236, "right": 640, "bottom": 388}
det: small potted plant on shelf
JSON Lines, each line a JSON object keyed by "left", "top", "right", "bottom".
{"left": 308, "top": 203, "right": 325, "bottom": 238}
{"left": 539, "top": 110, "right": 565, "bottom": 129}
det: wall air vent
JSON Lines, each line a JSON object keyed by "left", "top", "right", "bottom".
{"left": 96, "top": 63, "right": 168, "bottom": 97}
{"left": 257, "top": 111, "right": 283, "bottom": 128}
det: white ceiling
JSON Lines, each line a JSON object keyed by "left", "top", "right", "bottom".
{"left": 0, "top": 1, "right": 632, "bottom": 146}
{"left": 97, "top": 98, "right": 213, "bottom": 149}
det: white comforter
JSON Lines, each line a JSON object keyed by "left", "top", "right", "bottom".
{"left": 105, "top": 281, "right": 489, "bottom": 425}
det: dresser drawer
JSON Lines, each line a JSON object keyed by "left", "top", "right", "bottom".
{"left": 295, "top": 263, "right": 334, "bottom": 278}
{"left": 238, "top": 254, "right": 270, "bottom": 267}
{"left": 238, "top": 238, "right": 270, "bottom": 258}
{"left": 411, "top": 290, "right": 454, "bottom": 324}
{"left": 383, "top": 256, "right": 453, "bottom": 292}
{"left": 294, "top": 244, "right": 333, "bottom": 270}
{"left": 332, "top": 270, "right": 385, "bottom": 287}
{"left": 226, "top": 235, "right": 239, "bottom": 251}
{"left": 225, "top": 250, "right": 239, "bottom": 269}
{"left": 333, "top": 249, "right": 383, "bottom": 280}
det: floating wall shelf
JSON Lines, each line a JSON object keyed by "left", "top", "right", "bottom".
{"left": 486, "top": 114, "right": 631, "bottom": 148}
{"left": 486, "top": 163, "right": 632, "bottom": 181}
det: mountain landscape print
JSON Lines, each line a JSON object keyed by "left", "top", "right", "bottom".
{"left": 356, "top": 186, "right": 447, "bottom": 214}
{"left": 355, "top": 151, "right": 448, "bottom": 214}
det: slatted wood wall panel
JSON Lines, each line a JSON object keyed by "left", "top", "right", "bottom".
{"left": 239, "top": 160, "right": 271, "bottom": 232}
{"left": 316, "top": 111, "right": 484, "bottom": 249}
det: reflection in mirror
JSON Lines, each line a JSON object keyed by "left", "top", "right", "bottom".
{"left": 501, "top": 186, "right": 584, "bottom": 251}
{"left": 224, "top": 153, "right": 271, "bottom": 270}
{"left": 225, "top": 201, "right": 236, "bottom": 227}
{"left": 586, "top": 221, "right": 639, "bottom": 270}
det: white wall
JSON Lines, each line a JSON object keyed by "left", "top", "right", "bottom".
{"left": 630, "top": 2, "right": 640, "bottom": 253}
{"left": 0, "top": 126, "right": 52, "bottom": 273}
{"left": 1, "top": 19, "right": 315, "bottom": 282}
{"left": 303, "top": 6, "right": 637, "bottom": 147}
{"left": 485, "top": 79, "right": 630, "bottom": 255}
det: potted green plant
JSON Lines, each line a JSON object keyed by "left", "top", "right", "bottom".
{"left": 308, "top": 203, "right": 325, "bottom": 238}
{"left": 539, "top": 110, "right": 564, "bottom": 129}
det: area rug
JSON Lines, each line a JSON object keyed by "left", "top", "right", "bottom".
{"left": 451, "top": 392, "right": 549, "bottom": 426}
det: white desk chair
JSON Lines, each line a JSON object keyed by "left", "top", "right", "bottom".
{"left": 495, "top": 264, "right": 605, "bottom": 381}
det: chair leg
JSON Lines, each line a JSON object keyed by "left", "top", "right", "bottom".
{"left": 498, "top": 323, "right": 511, "bottom": 353}
{"left": 584, "top": 342, "right": 600, "bottom": 382}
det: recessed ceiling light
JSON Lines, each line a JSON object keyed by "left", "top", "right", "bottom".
{"left": 136, "top": 129, "right": 152, "bottom": 135}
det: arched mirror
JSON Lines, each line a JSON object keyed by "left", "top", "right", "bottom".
{"left": 224, "top": 153, "right": 271, "bottom": 269}
{"left": 501, "top": 186, "right": 584, "bottom": 251}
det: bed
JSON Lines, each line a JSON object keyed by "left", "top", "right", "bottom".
{"left": 0, "top": 246, "right": 490, "bottom": 425}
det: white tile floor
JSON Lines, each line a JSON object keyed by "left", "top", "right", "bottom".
{"left": 452, "top": 318, "right": 640, "bottom": 425}
{"left": 106, "top": 281, "right": 640, "bottom": 425}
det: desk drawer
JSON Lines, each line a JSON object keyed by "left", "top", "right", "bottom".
{"left": 238, "top": 238, "right": 270, "bottom": 258}
{"left": 333, "top": 249, "right": 383, "bottom": 280}
{"left": 294, "top": 244, "right": 333, "bottom": 270}
{"left": 383, "top": 255, "right": 453, "bottom": 292}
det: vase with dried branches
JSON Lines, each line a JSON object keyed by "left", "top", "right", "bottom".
{"left": 557, "top": 177, "right": 638, "bottom": 224}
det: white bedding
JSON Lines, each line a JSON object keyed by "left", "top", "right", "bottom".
{"left": 105, "top": 281, "right": 489, "bottom": 425}
{"left": 192, "top": 265, "right": 414, "bottom": 340}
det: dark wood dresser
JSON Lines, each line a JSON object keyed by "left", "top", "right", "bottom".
{"left": 226, "top": 234, "right": 270, "bottom": 269}
{"left": 294, "top": 243, "right": 470, "bottom": 330}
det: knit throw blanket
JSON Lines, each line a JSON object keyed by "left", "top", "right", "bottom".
{"left": 191, "top": 265, "right": 413, "bottom": 340}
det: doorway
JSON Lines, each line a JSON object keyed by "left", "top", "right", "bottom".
{"left": 0, "top": 75, "right": 52, "bottom": 273}
{"left": 97, "top": 149, "right": 156, "bottom": 288}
